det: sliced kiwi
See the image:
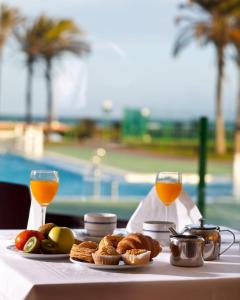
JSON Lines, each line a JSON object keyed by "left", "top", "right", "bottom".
{"left": 38, "top": 223, "right": 56, "bottom": 238}
{"left": 41, "top": 239, "right": 58, "bottom": 254}
{"left": 23, "top": 236, "right": 40, "bottom": 253}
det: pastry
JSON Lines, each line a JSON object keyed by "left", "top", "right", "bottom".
{"left": 122, "top": 249, "right": 151, "bottom": 265}
{"left": 98, "top": 235, "right": 123, "bottom": 249}
{"left": 116, "top": 233, "right": 161, "bottom": 259}
{"left": 92, "top": 245, "right": 121, "bottom": 265}
{"left": 77, "top": 241, "right": 98, "bottom": 249}
{"left": 70, "top": 241, "right": 98, "bottom": 263}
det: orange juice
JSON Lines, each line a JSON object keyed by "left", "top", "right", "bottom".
{"left": 30, "top": 180, "right": 58, "bottom": 206}
{"left": 155, "top": 182, "right": 182, "bottom": 206}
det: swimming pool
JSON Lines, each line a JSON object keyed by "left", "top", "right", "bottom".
{"left": 0, "top": 153, "right": 232, "bottom": 199}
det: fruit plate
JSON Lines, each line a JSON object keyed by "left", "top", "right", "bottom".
{"left": 70, "top": 257, "right": 153, "bottom": 270}
{"left": 6, "top": 244, "right": 69, "bottom": 259}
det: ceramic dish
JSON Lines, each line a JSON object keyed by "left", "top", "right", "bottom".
{"left": 84, "top": 213, "right": 117, "bottom": 237}
{"left": 70, "top": 257, "right": 153, "bottom": 270}
{"left": 142, "top": 221, "right": 176, "bottom": 247}
{"left": 6, "top": 244, "right": 69, "bottom": 259}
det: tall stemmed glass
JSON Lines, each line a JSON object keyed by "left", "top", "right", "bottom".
{"left": 30, "top": 170, "right": 59, "bottom": 226}
{"left": 155, "top": 172, "right": 182, "bottom": 222}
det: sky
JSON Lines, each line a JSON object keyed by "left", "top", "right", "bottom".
{"left": 1, "top": 0, "right": 238, "bottom": 121}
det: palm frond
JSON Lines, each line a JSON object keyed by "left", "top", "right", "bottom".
{"left": 190, "top": 0, "right": 225, "bottom": 12}
{"left": 216, "top": 0, "right": 240, "bottom": 16}
{"left": 37, "top": 16, "right": 90, "bottom": 59}
{"left": 173, "top": 16, "right": 211, "bottom": 56}
{"left": 190, "top": 0, "right": 240, "bottom": 16}
{"left": 0, "top": 4, "right": 24, "bottom": 47}
{"left": 45, "top": 19, "right": 80, "bottom": 41}
{"left": 173, "top": 4, "right": 235, "bottom": 59}
{"left": 173, "top": 24, "right": 195, "bottom": 55}
{"left": 14, "top": 14, "right": 90, "bottom": 62}
{"left": 173, "top": 32, "right": 195, "bottom": 56}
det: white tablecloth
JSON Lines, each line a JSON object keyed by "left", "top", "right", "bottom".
{"left": 0, "top": 230, "right": 240, "bottom": 300}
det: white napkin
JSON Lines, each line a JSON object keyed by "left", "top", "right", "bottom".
{"left": 27, "top": 195, "right": 42, "bottom": 230}
{"left": 126, "top": 187, "right": 202, "bottom": 233}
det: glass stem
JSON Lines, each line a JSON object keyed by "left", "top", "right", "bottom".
{"left": 41, "top": 205, "right": 47, "bottom": 226}
{"left": 165, "top": 205, "right": 168, "bottom": 222}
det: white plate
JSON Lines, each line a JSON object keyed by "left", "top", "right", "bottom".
{"left": 6, "top": 245, "right": 69, "bottom": 259}
{"left": 70, "top": 257, "right": 153, "bottom": 270}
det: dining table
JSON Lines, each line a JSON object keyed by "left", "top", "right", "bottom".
{"left": 0, "top": 229, "right": 240, "bottom": 300}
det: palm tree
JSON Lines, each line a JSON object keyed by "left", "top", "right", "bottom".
{"left": 15, "top": 15, "right": 90, "bottom": 127}
{"left": 228, "top": 18, "right": 240, "bottom": 151}
{"left": 0, "top": 4, "right": 22, "bottom": 116}
{"left": 35, "top": 15, "right": 90, "bottom": 136}
{"left": 230, "top": 31, "right": 240, "bottom": 122}
{"left": 174, "top": 4, "right": 232, "bottom": 155}
{"left": 191, "top": 0, "right": 240, "bottom": 153}
{"left": 14, "top": 16, "right": 45, "bottom": 124}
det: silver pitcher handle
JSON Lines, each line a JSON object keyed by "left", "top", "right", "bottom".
{"left": 219, "top": 229, "right": 236, "bottom": 255}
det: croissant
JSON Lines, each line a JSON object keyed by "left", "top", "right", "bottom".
{"left": 116, "top": 233, "right": 161, "bottom": 259}
{"left": 99, "top": 235, "right": 123, "bottom": 249}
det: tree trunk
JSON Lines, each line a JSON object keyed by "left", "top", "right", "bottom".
{"left": 236, "top": 65, "right": 240, "bottom": 131}
{"left": 45, "top": 58, "right": 53, "bottom": 139}
{"left": 234, "top": 53, "right": 240, "bottom": 153}
{"left": 26, "top": 59, "right": 33, "bottom": 124}
{"left": 215, "top": 46, "right": 226, "bottom": 155}
{"left": 233, "top": 52, "right": 240, "bottom": 198}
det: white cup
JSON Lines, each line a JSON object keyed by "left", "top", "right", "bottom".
{"left": 142, "top": 221, "right": 176, "bottom": 247}
{"left": 84, "top": 213, "right": 117, "bottom": 237}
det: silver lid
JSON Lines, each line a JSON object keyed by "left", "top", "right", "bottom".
{"left": 186, "top": 218, "right": 219, "bottom": 231}
{"left": 170, "top": 234, "right": 204, "bottom": 242}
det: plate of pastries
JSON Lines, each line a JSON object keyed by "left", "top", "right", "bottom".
{"left": 70, "top": 232, "right": 162, "bottom": 269}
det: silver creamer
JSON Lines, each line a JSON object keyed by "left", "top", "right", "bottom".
{"left": 170, "top": 235, "right": 204, "bottom": 267}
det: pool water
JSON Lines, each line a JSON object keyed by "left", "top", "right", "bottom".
{"left": 0, "top": 153, "right": 232, "bottom": 199}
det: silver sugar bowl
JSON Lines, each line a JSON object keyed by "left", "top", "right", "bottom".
{"left": 170, "top": 234, "right": 204, "bottom": 267}
{"left": 183, "top": 219, "right": 235, "bottom": 261}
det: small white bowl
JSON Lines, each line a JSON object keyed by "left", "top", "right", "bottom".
{"left": 142, "top": 221, "right": 176, "bottom": 247}
{"left": 84, "top": 213, "right": 117, "bottom": 237}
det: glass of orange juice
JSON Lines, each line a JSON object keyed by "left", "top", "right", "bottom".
{"left": 155, "top": 172, "right": 182, "bottom": 221}
{"left": 30, "top": 170, "right": 59, "bottom": 226}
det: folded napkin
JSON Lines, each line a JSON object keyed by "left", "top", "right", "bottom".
{"left": 126, "top": 187, "right": 202, "bottom": 233}
{"left": 27, "top": 195, "right": 42, "bottom": 230}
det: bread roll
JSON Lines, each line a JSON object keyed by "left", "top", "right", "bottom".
{"left": 116, "top": 233, "right": 161, "bottom": 259}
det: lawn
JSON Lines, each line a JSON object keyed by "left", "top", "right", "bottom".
{"left": 46, "top": 144, "right": 232, "bottom": 175}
